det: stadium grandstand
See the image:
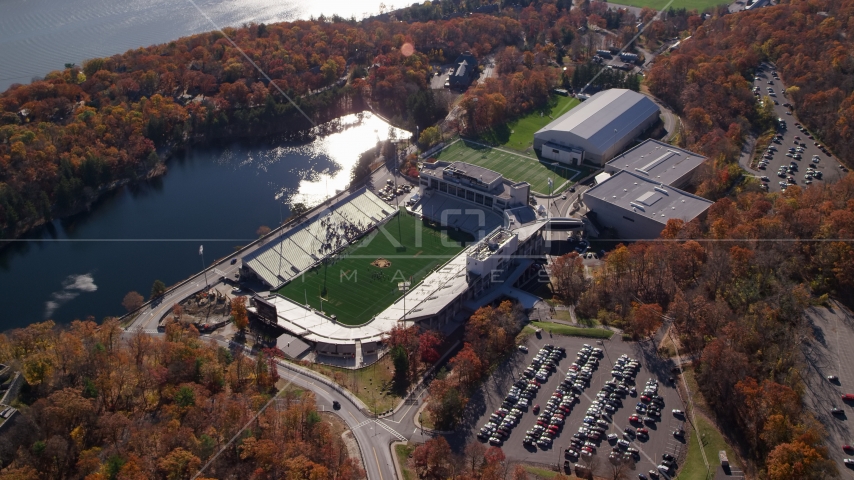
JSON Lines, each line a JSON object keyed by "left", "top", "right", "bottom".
{"left": 241, "top": 188, "right": 394, "bottom": 289}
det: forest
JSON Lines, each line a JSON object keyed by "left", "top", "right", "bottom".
{"left": 547, "top": 173, "right": 854, "bottom": 478}
{"left": 0, "top": 319, "right": 364, "bottom": 480}
{"left": 0, "top": 9, "right": 528, "bottom": 241}
{"left": 414, "top": 168, "right": 854, "bottom": 477}
{"left": 0, "top": 0, "right": 708, "bottom": 242}
{"left": 647, "top": 0, "right": 854, "bottom": 198}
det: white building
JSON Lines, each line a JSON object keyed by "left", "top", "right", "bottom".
{"left": 533, "top": 89, "right": 660, "bottom": 167}
{"left": 582, "top": 170, "right": 713, "bottom": 239}
{"left": 605, "top": 139, "right": 706, "bottom": 189}
{"left": 418, "top": 161, "right": 530, "bottom": 213}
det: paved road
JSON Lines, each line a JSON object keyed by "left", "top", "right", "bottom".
{"left": 126, "top": 162, "right": 416, "bottom": 333}
{"left": 276, "top": 360, "right": 403, "bottom": 480}
{"left": 121, "top": 329, "right": 405, "bottom": 480}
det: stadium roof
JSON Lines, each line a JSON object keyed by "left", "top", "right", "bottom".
{"left": 447, "top": 161, "right": 502, "bottom": 185}
{"left": 260, "top": 294, "right": 405, "bottom": 344}
{"left": 535, "top": 89, "right": 660, "bottom": 155}
{"left": 606, "top": 139, "right": 706, "bottom": 186}
{"left": 584, "top": 170, "right": 713, "bottom": 226}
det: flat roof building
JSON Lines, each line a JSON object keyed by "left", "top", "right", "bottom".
{"left": 605, "top": 139, "right": 706, "bottom": 189}
{"left": 533, "top": 89, "right": 660, "bottom": 167}
{"left": 583, "top": 170, "right": 713, "bottom": 239}
{"left": 419, "top": 161, "right": 530, "bottom": 214}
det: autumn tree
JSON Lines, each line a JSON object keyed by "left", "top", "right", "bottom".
{"left": 418, "top": 330, "right": 442, "bottom": 364}
{"left": 551, "top": 252, "right": 590, "bottom": 306}
{"left": 231, "top": 296, "right": 249, "bottom": 331}
{"left": 384, "top": 324, "right": 421, "bottom": 382}
{"left": 629, "top": 302, "right": 663, "bottom": 339}
{"left": 766, "top": 441, "right": 837, "bottom": 480}
{"left": 121, "top": 291, "right": 144, "bottom": 313}
{"left": 418, "top": 126, "right": 441, "bottom": 149}
{"left": 413, "top": 436, "right": 452, "bottom": 479}
{"left": 157, "top": 447, "right": 201, "bottom": 479}
{"left": 426, "top": 378, "right": 468, "bottom": 430}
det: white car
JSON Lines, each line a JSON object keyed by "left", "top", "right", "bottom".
{"left": 672, "top": 409, "right": 684, "bottom": 416}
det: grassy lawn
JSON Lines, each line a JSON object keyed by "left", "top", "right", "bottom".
{"left": 681, "top": 415, "right": 740, "bottom": 479}
{"left": 395, "top": 443, "right": 417, "bottom": 480}
{"left": 303, "top": 354, "right": 400, "bottom": 414}
{"left": 521, "top": 465, "right": 560, "bottom": 479}
{"left": 419, "top": 407, "right": 437, "bottom": 430}
{"left": 278, "top": 210, "right": 469, "bottom": 325}
{"left": 681, "top": 366, "right": 710, "bottom": 413}
{"left": 609, "top": 0, "right": 728, "bottom": 11}
{"left": 432, "top": 140, "right": 585, "bottom": 194}
{"left": 479, "top": 95, "right": 580, "bottom": 152}
{"left": 530, "top": 320, "right": 613, "bottom": 339}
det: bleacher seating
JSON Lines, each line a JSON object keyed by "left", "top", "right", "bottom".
{"left": 243, "top": 189, "right": 397, "bottom": 288}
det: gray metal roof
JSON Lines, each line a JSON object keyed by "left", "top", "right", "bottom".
{"left": 606, "top": 139, "right": 706, "bottom": 186}
{"left": 448, "top": 161, "right": 502, "bottom": 184}
{"left": 584, "top": 170, "right": 713, "bottom": 225}
{"left": 535, "top": 89, "right": 660, "bottom": 155}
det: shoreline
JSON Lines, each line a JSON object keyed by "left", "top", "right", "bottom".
{"left": 0, "top": 94, "right": 375, "bottom": 250}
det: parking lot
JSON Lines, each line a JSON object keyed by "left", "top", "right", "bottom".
{"left": 801, "top": 301, "right": 854, "bottom": 478}
{"left": 461, "top": 333, "right": 687, "bottom": 479}
{"left": 748, "top": 63, "right": 846, "bottom": 193}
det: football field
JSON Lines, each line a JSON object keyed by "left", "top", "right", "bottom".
{"left": 277, "top": 210, "right": 469, "bottom": 325}
{"left": 432, "top": 139, "right": 581, "bottom": 194}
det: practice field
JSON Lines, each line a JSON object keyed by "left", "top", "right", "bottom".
{"left": 479, "top": 95, "right": 580, "bottom": 152}
{"left": 432, "top": 139, "right": 581, "bottom": 194}
{"left": 608, "top": 0, "right": 728, "bottom": 11}
{"left": 277, "top": 210, "right": 469, "bottom": 325}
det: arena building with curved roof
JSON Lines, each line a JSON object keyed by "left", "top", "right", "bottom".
{"left": 533, "top": 89, "right": 660, "bottom": 167}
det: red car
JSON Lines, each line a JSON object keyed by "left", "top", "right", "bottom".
{"left": 843, "top": 394, "right": 854, "bottom": 401}
{"left": 843, "top": 445, "right": 853, "bottom": 452}
{"left": 637, "top": 427, "right": 649, "bottom": 436}
{"left": 533, "top": 404, "right": 540, "bottom": 414}
{"left": 641, "top": 395, "right": 651, "bottom": 403}
{"left": 629, "top": 415, "right": 640, "bottom": 423}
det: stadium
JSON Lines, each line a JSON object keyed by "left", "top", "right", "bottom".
{"left": 240, "top": 180, "right": 548, "bottom": 367}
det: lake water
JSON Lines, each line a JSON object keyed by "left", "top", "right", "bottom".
{"left": 0, "top": 112, "right": 408, "bottom": 329}
{"left": 0, "top": 0, "right": 385, "bottom": 91}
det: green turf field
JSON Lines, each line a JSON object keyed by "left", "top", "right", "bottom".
{"left": 479, "top": 95, "right": 580, "bottom": 152}
{"left": 609, "top": 0, "right": 727, "bottom": 11}
{"left": 277, "top": 210, "right": 469, "bottom": 326}
{"left": 433, "top": 139, "right": 582, "bottom": 194}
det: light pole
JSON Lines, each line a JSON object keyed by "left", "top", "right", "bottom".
{"left": 199, "top": 245, "right": 208, "bottom": 287}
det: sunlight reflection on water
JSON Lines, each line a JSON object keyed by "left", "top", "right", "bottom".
{"left": 272, "top": 112, "right": 410, "bottom": 207}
